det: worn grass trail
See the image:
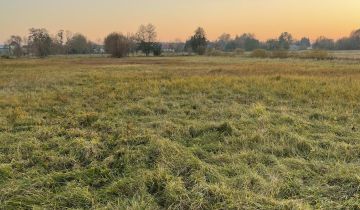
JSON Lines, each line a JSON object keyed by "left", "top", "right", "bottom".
{"left": 0, "top": 56, "right": 359, "bottom": 209}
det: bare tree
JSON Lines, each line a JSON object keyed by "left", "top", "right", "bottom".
{"left": 127, "top": 33, "right": 138, "bottom": 55}
{"left": 216, "top": 33, "right": 231, "bottom": 51}
{"left": 57, "top": 30, "right": 64, "bottom": 46}
{"left": 136, "top": 24, "right": 158, "bottom": 56}
{"left": 7, "top": 35, "right": 22, "bottom": 57}
{"left": 218, "top": 33, "right": 231, "bottom": 43}
{"left": 136, "top": 24, "right": 157, "bottom": 43}
{"left": 278, "top": 32, "right": 293, "bottom": 50}
{"left": 298, "top": 37, "right": 311, "bottom": 50}
{"left": 234, "top": 33, "right": 260, "bottom": 51}
{"left": 51, "top": 30, "right": 65, "bottom": 54}
{"left": 28, "top": 28, "right": 52, "bottom": 57}
{"left": 313, "top": 36, "right": 335, "bottom": 50}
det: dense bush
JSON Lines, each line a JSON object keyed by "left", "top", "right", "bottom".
{"left": 66, "top": 34, "right": 91, "bottom": 54}
{"left": 270, "top": 50, "right": 289, "bottom": 58}
{"left": 250, "top": 49, "right": 268, "bottom": 58}
{"left": 104, "top": 33, "right": 131, "bottom": 58}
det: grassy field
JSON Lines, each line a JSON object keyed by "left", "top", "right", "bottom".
{"left": 0, "top": 56, "right": 359, "bottom": 209}
{"left": 330, "top": 50, "right": 360, "bottom": 60}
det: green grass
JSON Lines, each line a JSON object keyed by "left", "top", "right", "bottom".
{"left": 0, "top": 56, "right": 359, "bottom": 209}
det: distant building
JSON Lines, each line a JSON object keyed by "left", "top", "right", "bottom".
{"left": 161, "top": 42, "right": 185, "bottom": 53}
{"left": 161, "top": 43, "right": 175, "bottom": 53}
{"left": 0, "top": 44, "right": 10, "bottom": 55}
{"left": 91, "top": 45, "right": 105, "bottom": 54}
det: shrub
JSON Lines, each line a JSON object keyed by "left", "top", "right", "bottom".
{"left": 250, "top": 49, "right": 268, "bottom": 58}
{"left": 206, "top": 48, "right": 225, "bottom": 56}
{"left": 271, "top": 50, "right": 289, "bottom": 58}
{"left": 1, "top": 55, "right": 11, "bottom": 59}
{"left": 206, "top": 49, "right": 237, "bottom": 57}
{"left": 300, "top": 50, "right": 329, "bottom": 60}
{"left": 104, "top": 33, "right": 130, "bottom": 58}
{"left": 233, "top": 48, "right": 245, "bottom": 55}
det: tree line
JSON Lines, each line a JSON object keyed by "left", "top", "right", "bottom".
{"left": 6, "top": 29, "right": 102, "bottom": 57}
{"left": 104, "top": 24, "right": 162, "bottom": 58}
{"left": 210, "top": 29, "right": 360, "bottom": 52}
{"left": 4, "top": 24, "right": 162, "bottom": 58}
{"left": 4, "top": 25, "right": 360, "bottom": 58}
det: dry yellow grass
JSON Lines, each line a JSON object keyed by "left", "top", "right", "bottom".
{"left": 0, "top": 56, "right": 359, "bottom": 209}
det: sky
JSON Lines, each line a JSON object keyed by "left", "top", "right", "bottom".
{"left": 1, "top": 0, "right": 360, "bottom": 43}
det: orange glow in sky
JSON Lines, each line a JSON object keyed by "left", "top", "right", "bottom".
{"left": 1, "top": 0, "right": 360, "bottom": 42}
